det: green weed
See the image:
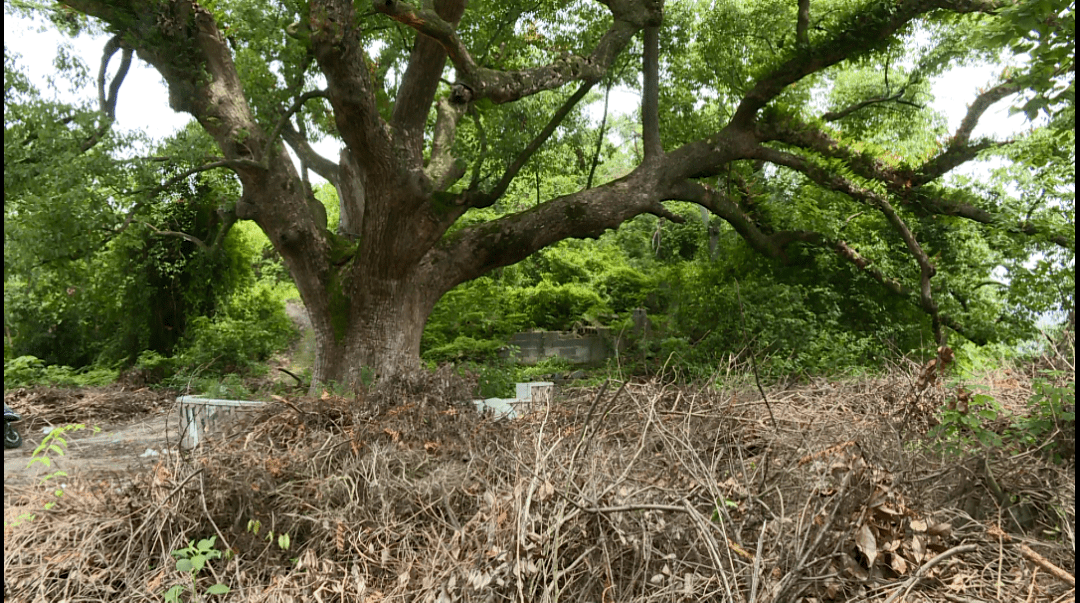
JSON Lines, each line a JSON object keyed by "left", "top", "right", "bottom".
{"left": 162, "top": 537, "right": 230, "bottom": 602}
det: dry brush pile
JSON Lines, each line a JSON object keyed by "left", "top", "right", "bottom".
{"left": 4, "top": 364, "right": 1075, "bottom": 602}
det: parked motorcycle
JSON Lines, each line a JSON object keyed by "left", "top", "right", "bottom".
{"left": 4, "top": 402, "right": 23, "bottom": 449}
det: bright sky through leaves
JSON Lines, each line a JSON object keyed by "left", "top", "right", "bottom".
{"left": 5, "top": 11, "right": 1032, "bottom": 186}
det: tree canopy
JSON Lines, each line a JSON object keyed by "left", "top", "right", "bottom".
{"left": 4, "top": 0, "right": 1074, "bottom": 391}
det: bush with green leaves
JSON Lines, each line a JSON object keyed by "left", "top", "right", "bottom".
{"left": 509, "top": 281, "right": 610, "bottom": 332}
{"left": 1008, "top": 372, "right": 1075, "bottom": 460}
{"left": 174, "top": 280, "right": 296, "bottom": 375}
{"left": 930, "top": 387, "right": 1007, "bottom": 456}
{"left": 4, "top": 355, "right": 118, "bottom": 388}
{"left": 424, "top": 336, "right": 506, "bottom": 364}
{"left": 930, "top": 372, "right": 1076, "bottom": 460}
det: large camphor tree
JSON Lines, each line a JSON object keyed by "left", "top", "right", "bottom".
{"left": 48, "top": 0, "right": 1073, "bottom": 389}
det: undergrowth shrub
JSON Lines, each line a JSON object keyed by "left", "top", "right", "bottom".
{"left": 423, "top": 336, "right": 505, "bottom": 364}
{"left": 174, "top": 281, "right": 295, "bottom": 375}
{"left": 931, "top": 371, "right": 1075, "bottom": 461}
{"left": 4, "top": 355, "right": 118, "bottom": 388}
{"left": 510, "top": 280, "right": 609, "bottom": 331}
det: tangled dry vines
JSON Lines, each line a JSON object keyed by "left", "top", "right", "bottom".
{"left": 3, "top": 365, "right": 1074, "bottom": 602}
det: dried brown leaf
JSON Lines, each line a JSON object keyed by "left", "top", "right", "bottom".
{"left": 856, "top": 524, "right": 878, "bottom": 567}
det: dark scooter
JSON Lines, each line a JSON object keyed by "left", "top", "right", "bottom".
{"left": 4, "top": 402, "right": 22, "bottom": 449}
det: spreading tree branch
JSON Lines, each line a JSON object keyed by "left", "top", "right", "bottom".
{"left": 754, "top": 110, "right": 1072, "bottom": 250}
{"left": 460, "top": 79, "right": 597, "bottom": 209}
{"left": 821, "top": 89, "right": 921, "bottom": 121}
{"left": 375, "top": 0, "right": 646, "bottom": 104}
{"left": 730, "top": 0, "right": 1000, "bottom": 127}
{"left": 389, "top": 0, "right": 466, "bottom": 168}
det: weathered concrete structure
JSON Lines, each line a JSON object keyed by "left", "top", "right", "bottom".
{"left": 500, "top": 328, "right": 616, "bottom": 366}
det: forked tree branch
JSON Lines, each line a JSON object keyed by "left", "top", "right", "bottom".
{"left": 460, "top": 79, "right": 597, "bottom": 209}
{"left": 80, "top": 34, "right": 132, "bottom": 153}
{"left": 375, "top": 0, "right": 645, "bottom": 104}
{"left": 281, "top": 121, "right": 340, "bottom": 185}
{"left": 263, "top": 89, "right": 329, "bottom": 168}
{"left": 97, "top": 34, "right": 131, "bottom": 121}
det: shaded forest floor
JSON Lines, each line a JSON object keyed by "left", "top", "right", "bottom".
{"left": 3, "top": 361, "right": 1075, "bottom": 603}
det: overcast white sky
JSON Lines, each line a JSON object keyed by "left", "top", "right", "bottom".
{"left": 5, "top": 12, "right": 1031, "bottom": 184}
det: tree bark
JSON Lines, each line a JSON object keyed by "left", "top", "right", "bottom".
{"left": 57, "top": 0, "right": 1043, "bottom": 395}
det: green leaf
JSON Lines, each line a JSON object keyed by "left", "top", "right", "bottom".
{"left": 206, "top": 583, "right": 231, "bottom": 595}
{"left": 163, "top": 584, "right": 186, "bottom": 603}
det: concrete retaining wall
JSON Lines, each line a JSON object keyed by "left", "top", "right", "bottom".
{"left": 178, "top": 396, "right": 266, "bottom": 448}
{"left": 500, "top": 329, "right": 615, "bottom": 366}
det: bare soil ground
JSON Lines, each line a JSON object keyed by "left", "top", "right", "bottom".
{"left": 4, "top": 387, "right": 179, "bottom": 485}
{"left": 4, "top": 300, "right": 315, "bottom": 486}
{"left": 3, "top": 357, "right": 1074, "bottom": 603}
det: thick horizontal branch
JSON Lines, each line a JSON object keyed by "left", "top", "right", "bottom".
{"left": 668, "top": 180, "right": 821, "bottom": 261}
{"left": 428, "top": 168, "right": 674, "bottom": 290}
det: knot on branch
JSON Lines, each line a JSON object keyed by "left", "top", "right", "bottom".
{"left": 450, "top": 82, "right": 473, "bottom": 105}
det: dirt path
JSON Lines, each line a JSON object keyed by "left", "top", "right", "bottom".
{"left": 3, "top": 410, "right": 181, "bottom": 485}
{"left": 4, "top": 303, "right": 316, "bottom": 487}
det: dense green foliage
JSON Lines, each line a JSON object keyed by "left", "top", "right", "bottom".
{"left": 4, "top": 50, "right": 296, "bottom": 381}
{"left": 4, "top": 0, "right": 1074, "bottom": 391}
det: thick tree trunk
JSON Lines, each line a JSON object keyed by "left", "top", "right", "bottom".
{"left": 305, "top": 272, "right": 437, "bottom": 392}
